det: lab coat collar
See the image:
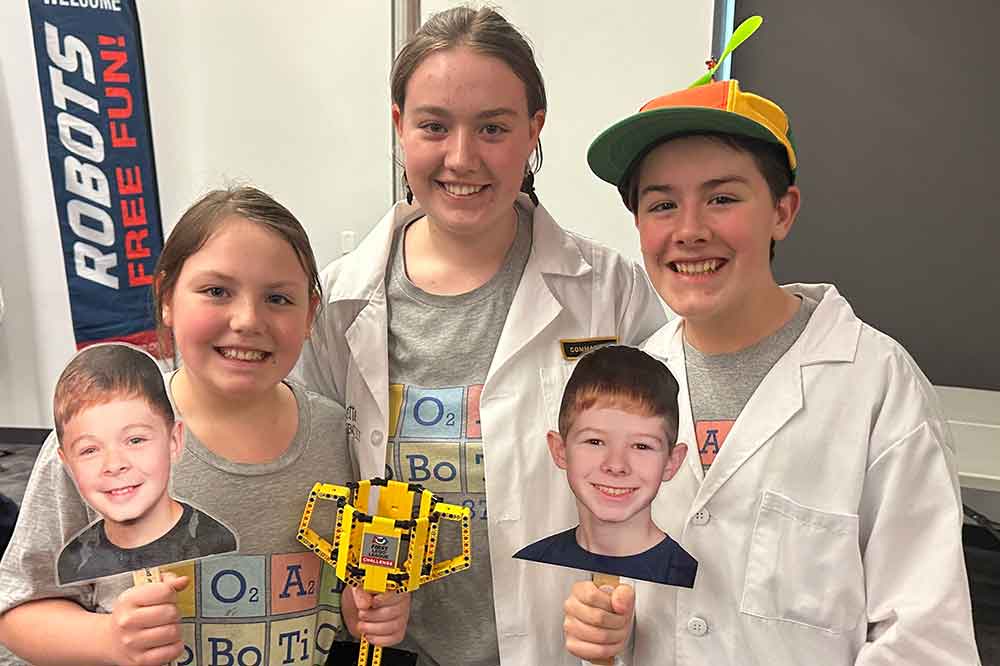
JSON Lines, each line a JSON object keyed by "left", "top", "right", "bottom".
{"left": 656, "top": 283, "right": 860, "bottom": 366}
{"left": 653, "top": 283, "right": 863, "bottom": 509}
{"left": 325, "top": 194, "right": 588, "bottom": 305}
{"left": 490, "top": 195, "right": 592, "bottom": 381}
{"left": 324, "top": 200, "right": 423, "bottom": 304}
{"left": 786, "top": 283, "right": 861, "bottom": 365}
{"left": 526, "top": 195, "right": 591, "bottom": 280}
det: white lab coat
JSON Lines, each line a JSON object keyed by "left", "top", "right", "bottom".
{"left": 297, "top": 195, "right": 667, "bottom": 665}
{"left": 633, "top": 283, "right": 980, "bottom": 665}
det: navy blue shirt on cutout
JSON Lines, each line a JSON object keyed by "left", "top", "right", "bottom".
{"left": 514, "top": 526, "right": 697, "bottom": 588}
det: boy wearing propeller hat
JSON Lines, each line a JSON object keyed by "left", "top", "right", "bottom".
{"left": 563, "top": 75, "right": 980, "bottom": 665}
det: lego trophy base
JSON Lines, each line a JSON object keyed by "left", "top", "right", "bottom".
{"left": 325, "top": 640, "right": 418, "bottom": 666}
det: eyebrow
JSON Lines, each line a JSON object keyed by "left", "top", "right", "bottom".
{"left": 67, "top": 422, "right": 158, "bottom": 451}
{"left": 189, "top": 270, "right": 304, "bottom": 290}
{"left": 188, "top": 270, "right": 234, "bottom": 283}
{"left": 638, "top": 175, "right": 751, "bottom": 200}
{"left": 410, "top": 105, "right": 519, "bottom": 119}
{"left": 121, "top": 423, "right": 157, "bottom": 433}
{"left": 573, "top": 427, "right": 609, "bottom": 438}
{"left": 66, "top": 434, "right": 97, "bottom": 453}
{"left": 574, "top": 427, "right": 664, "bottom": 442}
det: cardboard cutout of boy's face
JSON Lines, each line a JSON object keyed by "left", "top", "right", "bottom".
{"left": 58, "top": 397, "right": 183, "bottom": 546}
{"left": 53, "top": 344, "right": 237, "bottom": 586}
{"left": 547, "top": 406, "right": 686, "bottom": 537}
{"left": 514, "top": 403, "right": 697, "bottom": 588}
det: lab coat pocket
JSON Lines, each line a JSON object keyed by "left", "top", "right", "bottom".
{"left": 740, "top": 490, "right": 864, "bottom": 634}
{"left": 539, "top": 364, "right": 575, "bottom": 431}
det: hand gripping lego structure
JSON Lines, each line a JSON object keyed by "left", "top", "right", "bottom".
{"left": 298, "top": 477, "right": 472, "bottom": 666}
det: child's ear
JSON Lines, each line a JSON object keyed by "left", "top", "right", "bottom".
{"left": 168, "top": 420, "right": 184, "bottom": 464}
{"left": 391, "top": 104, "right": 404, "bottom": 141}
{"left": 662, "top": 442, "right": 688, "bottom": 481}
{"left": 157, "top": 272, "right": 173, "bottom": 327}
{"left": 546, "top": 430, "right": 568, "bottom": 470}
{"left": 57, "top": 446, "right": 66, "bottom": 465}
{"left": 305, "top": 293, "right": 320, "bottom": 336}
{"left": 528, "top": 108, "right": 546, "bottom": 145}
{"left": 772, "top": 185, "right": 801, "bottom": 241}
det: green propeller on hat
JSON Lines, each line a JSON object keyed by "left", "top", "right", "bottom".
{"left": 690, "top": 15, "right": 763, "bottom": 88}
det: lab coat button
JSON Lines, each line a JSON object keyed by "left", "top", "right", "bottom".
{"left": 371, "top": 430, "right": 384, "bottom": 446}
{"left": 687, "top": 616, "right": 708, "bottom": 636}
{"left": 691, "top": 508, "right": 711, "bottom": 525}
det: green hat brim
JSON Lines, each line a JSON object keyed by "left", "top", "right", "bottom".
{"left": 587, "top": 107, "right": 792, "bottom": 187}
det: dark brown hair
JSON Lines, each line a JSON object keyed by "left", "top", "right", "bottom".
{"left": 558, "top": 345, "right": 680, "bottom": 448}
{"left": 391, "top": 6, "right": 546, "bottom": 187}
{"left": 54, "top": 343, "right": 173, "bottom": 443}
{"left": 152, "top": 186, "right": 321, "bottom": 352}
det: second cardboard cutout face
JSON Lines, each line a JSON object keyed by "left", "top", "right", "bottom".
{"left": 53, "top": 343, "right": 237, "bottom": 585}
{"left": 514, "top": 345, "right": 697, "bottom": 588}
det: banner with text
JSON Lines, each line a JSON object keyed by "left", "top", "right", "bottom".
{"left": 28, "top": 0, "right": 166, "bottom": 357}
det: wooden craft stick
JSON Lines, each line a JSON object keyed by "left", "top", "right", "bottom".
{"left": 131, "top": 567, "right": 176, "bottom": 666}
{"left": 132, "top": 565, "right": 162, "bottom": 586}
{"left": 589, "top": 572, "right": 620, "bottom": 666}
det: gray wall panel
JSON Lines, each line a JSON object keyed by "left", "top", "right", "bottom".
{"left": 732, "top": 0, "right": 999, "bottom": 390}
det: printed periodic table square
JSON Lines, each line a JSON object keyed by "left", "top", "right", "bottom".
{"left": 464, "top": 440, "right": 485, "bottom": 493}
{"left": 200, "top": 622, "right": 265, "bottom": 666}
{"left": 396, "top": 441, "right": 463, "bottom": 493}
{"left": 398, "top": 386, "right": 465, "bottom": 439}
{"left": 200, "top": 555, "right": 267, "bottom": 618}
{"left": 269, "top": 614, "right": 317, "bottom": 666}
{"left": 178, "top": 624, "right": 196, "bottom": 666}
{"left": 388, "top": 383, "right": 404, "bottom": 437}
{"left": 271, "top": 552, "right": 322, "bottom": 615}
{"left": 313, "top": 609, "right": 342, "bottom": 664}
{"left": 318, "top": 562, "right": 342, "bottom": 610}
{"left": 465, "top": 384, "right": 483, "bottom": 438}
{"left": 164, "top": 560, "right": 197, "bottom": 618}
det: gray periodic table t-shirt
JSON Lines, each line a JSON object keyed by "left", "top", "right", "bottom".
{"left": 0, "top": 381, "right": 352, "bottom": 666}
{"left": 686, "top": 294, "right": 819, "bottom": 471}
{"left": 384, "top": 204, "right": 532, "bottom": 666}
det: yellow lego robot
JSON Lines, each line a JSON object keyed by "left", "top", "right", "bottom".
{"left": 298, "top": 477, "right": 472, "bottom": 666}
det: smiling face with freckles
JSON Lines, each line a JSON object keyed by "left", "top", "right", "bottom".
{"left": 635, "top": 135, "right": 800, "bottom": 349}
{"left": 392, "top": 46, "right": 545, "bottom": 240}
{"left": 548, "top": 403, "right": 686, "bottom": 545}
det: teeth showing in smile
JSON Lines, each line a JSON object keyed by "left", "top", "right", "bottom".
{"left": 442, "top": 183, "right": 486, "bottom": 196}
{"left": 107, "top": 485, "right": 139, "bottom": 496}
{"left": 674, "top": 259, "right": 722, "bottom": 275}
{"left": 593, "top": 484, "right": 636, "bottom": 497}
{"left": 219, "top": 348, "right": 268, "bottom": 361}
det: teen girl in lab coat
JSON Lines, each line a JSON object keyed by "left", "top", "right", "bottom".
{"left": 297, "top": 7, "right": 665, "bottom": 665}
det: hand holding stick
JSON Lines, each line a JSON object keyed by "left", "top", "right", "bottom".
{"left": 563, "top": 572, "right": 634, "bottom": 665}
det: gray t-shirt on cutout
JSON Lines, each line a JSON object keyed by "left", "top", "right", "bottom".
{"left": 384, "top": 204, "right": 532, "bottom": 666}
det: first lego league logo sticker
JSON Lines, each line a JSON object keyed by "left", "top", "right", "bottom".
{"left": 361, "top": 534, "right": 400, "bottom": 568}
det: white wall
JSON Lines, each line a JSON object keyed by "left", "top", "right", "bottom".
{"left": 135, "top": 1, "right": 394, "bottom": 267}
{"left": 0, "top": 2, "right": 76, "bottom": 428}
{"left": 0, "top": 1, "right": 715, "bottom": 428}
